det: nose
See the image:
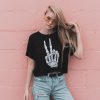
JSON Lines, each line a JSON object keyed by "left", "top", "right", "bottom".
{"left": 48, "top": 20, "right": 53, "bottom": 25}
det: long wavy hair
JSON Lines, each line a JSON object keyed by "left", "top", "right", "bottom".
{"left": 44, "top": 5, "right": 77, "bottom": 66}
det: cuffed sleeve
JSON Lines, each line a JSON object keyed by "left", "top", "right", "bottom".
{"left": 70, "top": 46, "right": 76, "bottom": 56}
{"left": 25, "top": 35, "right": 36, "bottom": 60}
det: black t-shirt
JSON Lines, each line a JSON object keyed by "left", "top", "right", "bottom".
{"left": 25, "top": 31, "right": 75, "bottom": 77}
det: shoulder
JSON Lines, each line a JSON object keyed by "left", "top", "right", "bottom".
{"left": 29, "top": 31, "right": 39, "bottom": 37}
{"left": 28, "top": 31, "right": 39, "bottom": 40}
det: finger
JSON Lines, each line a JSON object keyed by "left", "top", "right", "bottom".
{"left": 23, "top": 95, "right": 25, "bottom": 100}
{"left": 52, "top": 49, "right": 56, "bottom": 61}
{"left": 49, "top": 38, "right": 53, "bottom": 53}
{"left": 23, "top": 94, "right": 28, "bottom": 100}
{"left": 26, "top": 94, "right": 29, "bottom": 100}
{"left": 56, "top": 51, "right": 59, "bottom": 62}
{"left": 44, "top": 41, "right": 49, "bottom": 54}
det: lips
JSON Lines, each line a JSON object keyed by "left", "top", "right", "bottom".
{"left": 48, "top": 25, "right": 52, "bottom": 27}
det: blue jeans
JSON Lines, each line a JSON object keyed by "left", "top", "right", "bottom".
{"left": 32, "top": 74, "right": 74, "bottom": 100}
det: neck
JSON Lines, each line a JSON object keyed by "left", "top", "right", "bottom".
{"left": 45, "top": 28, "right": 54, "bottom": 33}
{"left": 40, "top": 27, "right": 56, "bottom": 35}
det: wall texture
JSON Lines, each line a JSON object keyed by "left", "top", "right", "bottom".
{"left": 0, "top": 0, "right": 100, "bottom": 100}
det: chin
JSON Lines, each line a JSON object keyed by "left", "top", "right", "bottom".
{"left": 46, "top": 26, "right": 53, "bottom": 29}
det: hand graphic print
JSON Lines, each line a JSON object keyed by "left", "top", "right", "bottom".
{"left": 44, "top": 38, "right": 59, "bottom": 68}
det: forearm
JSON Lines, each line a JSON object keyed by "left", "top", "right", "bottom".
{"left": 25, "top": 59, "right": 35, "bottom": 90}
{"left": 74, "top": 23, "right": 83, "bottom": 59}
{"left": 25, "top": 66, "right": 33, "bottom": 90}
{"left": 76, "top": 24, "right": 83, "bottom": 53}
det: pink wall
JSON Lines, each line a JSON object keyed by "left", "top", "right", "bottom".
{"left": 0, "top": 0, "right": 100, "bottom": 100}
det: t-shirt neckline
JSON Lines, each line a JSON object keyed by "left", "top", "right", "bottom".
{"left": 38, "top": 31, "right": 56, "bottom": 36}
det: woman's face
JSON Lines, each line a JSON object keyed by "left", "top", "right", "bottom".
{"left": 43, "top": 10, "right": 57, "bottom": 29}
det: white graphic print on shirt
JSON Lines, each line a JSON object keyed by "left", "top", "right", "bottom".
{"left": 44, "top": 38, "right": 59, "bottom": 68}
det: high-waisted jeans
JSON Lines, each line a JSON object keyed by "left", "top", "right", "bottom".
{"left": 32, "top": 74, "right": 74, "bottom": 100}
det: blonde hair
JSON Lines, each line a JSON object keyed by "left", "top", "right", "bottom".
{"left": 44, "top": 4, "right": 77, "bottom": 66}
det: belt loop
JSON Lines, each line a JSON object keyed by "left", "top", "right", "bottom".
{"left": 47, "top": 73, "right": 50, "bottom": 77}
{"left": 56, "top": 73, "right": 58, "bottom": 77}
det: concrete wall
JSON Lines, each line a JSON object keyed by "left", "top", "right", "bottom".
{"left": 0, "top": 0, "right": 100, "bottom": 100}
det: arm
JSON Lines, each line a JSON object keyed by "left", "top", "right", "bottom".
{"left": 71, "top": 22, "right": 84, "bottom": 59}
{"left": 25, "top": 57, "right": 35, "bottom": 91}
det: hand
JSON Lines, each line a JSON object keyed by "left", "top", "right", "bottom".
{"left": 69, "top": 21, "right": 78, "bottom": 27}
{"left": 23, "top": 89, "right": 29, "bottom": 100}
{"left": 69, "top": 22, "right": 80, "bottom": 34}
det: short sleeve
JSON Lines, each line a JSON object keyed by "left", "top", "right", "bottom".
{"left": 25, "top": 35, "right": 36, "bottom": 60}
{"left": 70, "top": 46, "right": 76, "bottom": 56}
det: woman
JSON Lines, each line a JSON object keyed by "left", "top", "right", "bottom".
{"left": 24, "top": 5, "right": 83, "bottom": 100}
